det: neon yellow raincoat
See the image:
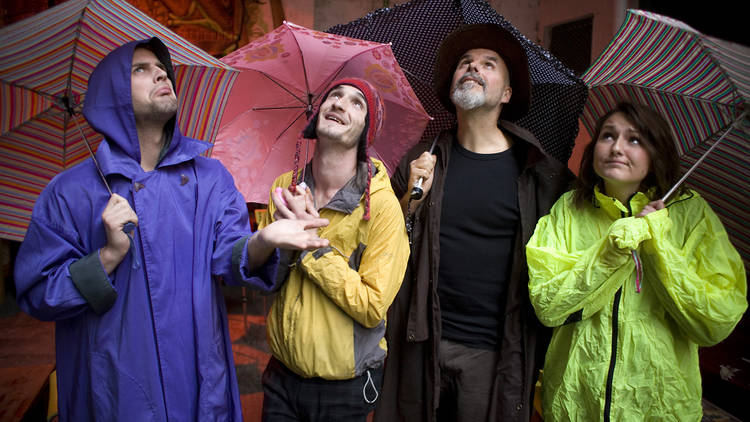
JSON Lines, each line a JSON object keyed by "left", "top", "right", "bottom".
{"left": 527, "top": 188, "right": 746, "bottom": 421}
{"left": 260, "top": 158, "right": 409, "bottom": 380}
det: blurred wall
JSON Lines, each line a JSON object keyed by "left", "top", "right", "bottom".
{"left": 1, "top": 0, "right": 543, "bottom": 56}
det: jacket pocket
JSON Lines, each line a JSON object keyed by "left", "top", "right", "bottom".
{"left": 89, "top": 352, "right": 160, "bottom": 421}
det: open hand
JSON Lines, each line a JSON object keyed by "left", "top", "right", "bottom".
{"left": 258, "top": 218, "right": 329, "bottom": 251}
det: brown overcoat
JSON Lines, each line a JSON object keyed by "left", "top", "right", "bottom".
{"left": 375, "top": 121, "right": 573, "bottom": 421}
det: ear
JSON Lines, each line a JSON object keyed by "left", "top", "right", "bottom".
{"left": 501, "top": 86, "right": 513, "bottom": 104}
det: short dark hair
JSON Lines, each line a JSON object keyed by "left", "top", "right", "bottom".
{"left": 573, "top": 102, "right": 686, "bottom": 207}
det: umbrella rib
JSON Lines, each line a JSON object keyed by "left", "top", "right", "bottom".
{"left": 275, "top": 109, "right": 309, "bottom": 141}
{"left": 314, "top": 44, "right": 386, "bottom": 104}
{"left": 253, "top": 106, "right": 308, "bottom": 111}
{"left": 0, "top": 100, "right": 67, "bottom": 137}
{"left": 594, "top": 82, "right": 742, "bottom": 105}
{"left": 63, "top": 0, "right": 91, "bottom": 109}
{"left": 258, "top": 72, "right": 308, "bottom": 106}
{"left": 2, "top": 81, "right": 64, "bottom": 103}
{"left": 400, "top": 66, "right": 431, "bottom": 88}
{"left": 288, "top": 28, "right": 313, "bottom": 101}
{"left": 661, "top": 110, "right": 748, "bottom": 202}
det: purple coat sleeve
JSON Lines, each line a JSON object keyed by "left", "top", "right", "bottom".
{"left": 14, "top": 172, "right": 116, "bottom": 320}
{"left": 209, "top": 163, "right": 280, "bottom": 292}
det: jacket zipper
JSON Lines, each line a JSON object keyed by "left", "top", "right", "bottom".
{"left": 603, "top": 288, "right": 622, "bottom": 422}
{"left": 604, "top": 205, "right": 632, "bottom": 421}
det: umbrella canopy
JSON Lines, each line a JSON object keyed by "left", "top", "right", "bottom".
{"left": 0, "top": 0, "right": 238, "bottom": 242}
{"left": 211, "top": 21, "right": 431, "bottom": 205}
{"left": 581, "top": 9, "right": 750, "bottom": 267}
{"left": 327, "top": 0, "right": 587, "bottom": 165}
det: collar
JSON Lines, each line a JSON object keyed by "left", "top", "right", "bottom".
{"left": 593, "top": 185, "right": 655, "bottom": 218}
{"left": 435, "top": 119, "right": 549, "bottom": 168}
{"left": 302, "top": 160, "right": 378, "bottom": 214}
{"left": 95, "top": 133, "right": 211, "bottom": 180}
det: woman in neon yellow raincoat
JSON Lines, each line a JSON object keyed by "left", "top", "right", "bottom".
{"left": 527, "top": 102, "right": 747, "bottom": 421}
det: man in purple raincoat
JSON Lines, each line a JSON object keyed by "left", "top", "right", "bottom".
{"left": 13, "top": 38, "right": 327, "bottom": 421}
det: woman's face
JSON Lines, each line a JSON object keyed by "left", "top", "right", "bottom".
{"left": 593, "top": 112, "right": 651, "bottom": 199}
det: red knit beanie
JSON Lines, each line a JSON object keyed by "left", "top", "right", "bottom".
{"left": 292, "top": 77, "right": 385, "bottom": 220}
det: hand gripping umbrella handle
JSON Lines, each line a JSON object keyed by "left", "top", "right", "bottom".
{"left": 660, "top": 110, "right": 748, "bottom": 203}
{"left": 410, "top": 134, "right": 440, "bottom": 200}
{"left": 70, "top": 108, "right": 140, "bottom": 270}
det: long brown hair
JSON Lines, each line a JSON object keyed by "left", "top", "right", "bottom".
{"left": 573, "top": 102, "right": 686, "bottom": 208}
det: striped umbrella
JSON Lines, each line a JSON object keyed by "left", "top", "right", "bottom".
{"left": 581, "top": 9, "right": 750, "bottom": 268}
{"left": 0, "top": 0, "right": 238, "bottom": 242}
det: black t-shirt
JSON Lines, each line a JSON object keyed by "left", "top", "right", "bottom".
{"left": 437, "top": 140, "right": 520, "bottom": 350}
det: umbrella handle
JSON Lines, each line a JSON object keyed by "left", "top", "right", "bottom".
{"left": 409, "top": 134, "right": 440, "bottom": 200}
{"left": 410, "top": 179, "right": 425, "bottom": 200}
{"left": 661, "top": 110, "right": 748, "bottom": 203}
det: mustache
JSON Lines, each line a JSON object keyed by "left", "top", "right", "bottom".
{"left": 457, "top": 72, "right": 485, "bottom": 86}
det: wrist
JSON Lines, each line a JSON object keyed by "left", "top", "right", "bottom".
{"left": 99, "top": 245, "right": 126, "bottom": 274}
{"left": 252, "top": 228, "right": 273, "bottom": 253}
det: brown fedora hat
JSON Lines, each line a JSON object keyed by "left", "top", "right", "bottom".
{"left": 435, "top": 23, "right": 530, "bottom": 121}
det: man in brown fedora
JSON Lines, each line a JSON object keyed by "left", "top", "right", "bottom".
{"left": 375, "top": 23, "right": 572, "bottom": 422}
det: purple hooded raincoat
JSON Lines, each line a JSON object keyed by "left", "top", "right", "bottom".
{"left": 14, "top": 38, "right": 277, "bottom": 421}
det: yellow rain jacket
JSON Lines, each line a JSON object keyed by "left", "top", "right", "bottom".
{"left": 527, "top": 188, "right": 747, "bottom": 421}
{"left": 260, "top": 158, "right": 409, "bottom": 380}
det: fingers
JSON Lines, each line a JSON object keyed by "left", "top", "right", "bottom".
{"left": 409, "top": 152, "right": 437, "bottom": 185}
{"left": 304, "top": 189, "right": 319, "bottom": 217}
{"left": 283, "top": 188, "right": 308, "bottom": 215}
{"left": 637, "top": 200, "right": 666, "bottom": 218}
{"left": 103, "top": 194, "right": 138, "bottom": 230}
{"left": 272, "top": 188, "right": 296, "bottom": 220}
{"left": 273, "top": 185, "right": 321, "bottom": 222}
{"left": 651, "top": 200, "right": 665, "bottom": 210}
{"left": 302, "top": 218, "right": 329, "bottom": 231}
{"left": 101, "top": 194, "right": 137, "bottom": 260}
{"left": 303, "top": 236, "right": 330, "bottom": 249}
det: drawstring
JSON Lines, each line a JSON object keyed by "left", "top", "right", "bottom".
{"left": 124, "top": 222, "right": 140, "bottom": 270}
{"left": 363, "top": 369, "right": 379, "bottom": 404}
{"left": 631, "top": 250, "right": 642, "bottom": 293}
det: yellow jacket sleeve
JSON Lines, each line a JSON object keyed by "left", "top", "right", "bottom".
{"left": 297, "top": 194, "right": 408, "bottom": 328}
{"left": 527, "top": 196, "right": 652, "bottom": 327}
{"left": 642, "top": 200, "right": 747, "bottom": 346}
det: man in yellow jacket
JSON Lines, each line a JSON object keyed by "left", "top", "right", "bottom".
{"left": 258, "top": 78, "right": 410, "bottom": 421}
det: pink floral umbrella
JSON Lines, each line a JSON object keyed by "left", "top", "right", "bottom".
{"left": 211, "top": 21, "right": 431, "bottom": 204}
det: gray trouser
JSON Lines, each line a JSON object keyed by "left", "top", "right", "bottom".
{"left": 437, "top": 338, "right": 499, "bottom": 422}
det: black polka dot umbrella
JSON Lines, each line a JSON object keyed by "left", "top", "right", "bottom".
{"left": 328, "top": 0, "right": 587, "bottom": 165}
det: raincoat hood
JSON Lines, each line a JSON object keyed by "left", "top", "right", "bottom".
{"left": 82, "top": 37, "right": 210, "bottom": 179}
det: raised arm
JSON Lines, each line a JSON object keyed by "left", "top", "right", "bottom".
{"left": 527, "top": 196, "right": 652, "bottom": 327}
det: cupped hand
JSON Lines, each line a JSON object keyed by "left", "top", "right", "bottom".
{"left": 100, "top": 193, "right": 137, "bottom": 272}
{"left": 408, "top": 151, "right": 437, "bottom": 199}
{"left": 272, "top": 184, "right": 319, "bottom": 222}
{"left": 637, "top": 200, "right": 665, "bottom": 218}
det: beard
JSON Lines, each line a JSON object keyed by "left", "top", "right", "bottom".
{"left": 133, "top": 92, "right": 178, "bottom": 125}
{"left": 148, "top": 96, "right": 178, "bottom": 122}
{"left": 450, "top": 72, "right": 487, "bottom": 110}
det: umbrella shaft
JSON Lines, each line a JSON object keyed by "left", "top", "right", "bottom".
{"left": 70, "top": 112, "right": 113, "bottom": 196}
{"left": 661, "top": 110, "right": 747, "bottom": 202}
